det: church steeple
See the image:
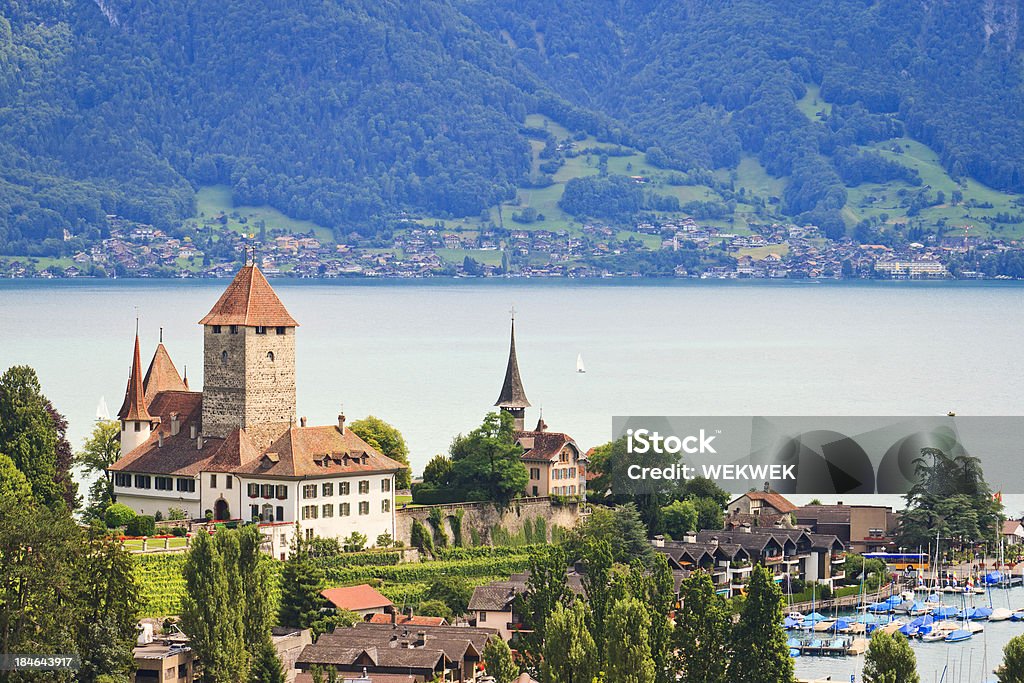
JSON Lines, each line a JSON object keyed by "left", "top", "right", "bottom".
{"left": 118, "top": 330, "right": 157, "bottom": 454}
{"left": 495, "top": 312, "right": 530, "bottom": 430}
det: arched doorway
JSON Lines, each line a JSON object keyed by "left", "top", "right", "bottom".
{"left": 214, "top": 498, "right": 230, "bottom": 521}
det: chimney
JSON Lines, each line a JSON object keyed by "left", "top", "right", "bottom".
{"left": 683, "top": 533, "right": 697, "bottom": 543}
{"left": 709, "top": 536, "right": 719, "bottom": 547}
{"left": 170, "top": 413, "right": 180, "bottom": 436}
{"left": 391, "top": 611, "right": 398, "bottom": 626}
{"left": 190, "top": 424, "right": 197, "bottom": 439}
{"left": 158, "top": 431, "right": 164, "bottom": 448}
{"left": 197, "top": 435, "right": 204, "bottom": 450}
{"left": 741, "top": 523, "right": 752, "bottom": 533}
{"left": 653, "top": 535, "right": 665, "bottom": 548}
{"left": 300, "top": 416, "right": 307, "bottom": 428}
{"left": 338, "top": 412, "right": 346, "bottom": 433}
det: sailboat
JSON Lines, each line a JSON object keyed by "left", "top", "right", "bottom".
{"left": 95, "top": 396, "right": 110, "bottom": 421}
{"left": 945, "top": 590, "right": 975, "bottom": 642}
{"left": 576, "top": 353, "right": 586, "bottom": 373}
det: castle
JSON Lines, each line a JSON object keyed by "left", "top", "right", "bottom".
{"left": 108, "top": 265, "right": 404, "bottom": 556}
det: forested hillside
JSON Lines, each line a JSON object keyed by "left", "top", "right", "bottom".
{"left": 1, "top": 0, "right": 1022, "bottom": 253}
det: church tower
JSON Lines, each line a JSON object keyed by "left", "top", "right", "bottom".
{"left": 199, "top": 264, "right": 298, "bottom": 440}
{"left": 494, "top": 314, "right": 530, "bottom": 431}
{"left": 118, "top": 331, "right": 159, "bottom": 453}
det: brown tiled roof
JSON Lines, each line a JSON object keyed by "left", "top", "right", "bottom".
{"left": 367, "top": 613, "right": 447, "bottom": 626}
{"left": 495, "top": 319, "right": 530, "bottom": 409}
{"left": 321, "top": 585, "right": 393, "bottom": 612}
{"left": 109, "top": 391, "right": 213, "bottom": 475}
{"left": 795, "top": 505, "right": 853, "bottom": 525}
{"left": 469, "top": 583, "right": 520, "bottom": 612}
{"left": 198, "top": 265, "right": 298, "bottom": 327}
{"left": 233, "top": 425, "right": 406, "bottom": 478}
{"left": 143, "top": 343, "right": 187, "bottom": 404}
{"left": 117, "top": 334, "right": 154, "bottom": 423}
{"left": 1004, "top": 520, "right": 1024, "bottom": 535}
{"left": 731, "top": 491, "right": 798, "bottom": 513}
{"left": 516, "top": 431, "right": 577, "bottom": 462}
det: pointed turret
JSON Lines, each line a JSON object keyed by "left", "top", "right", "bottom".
{"left": 118, "top": 332, "right": 157, "bottom": 454}
{"left": 143, "top": 342, "right": 188, "bottom": 404}
{"left": 495, "top": 316, "right": 530, "bottom": 430}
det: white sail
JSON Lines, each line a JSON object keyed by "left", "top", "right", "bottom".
{"left": 576, "top": 353, "right": 586, "bottom": 373}
{"left": 96, "top": 396, "right": 110, "bottom": 421}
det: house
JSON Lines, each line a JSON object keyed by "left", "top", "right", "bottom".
{"left": 321, "top": 584, "right": 394, "bottom": 619}
{"left": 726, "top": 491, "right": 797, "bottom": 528}
{"left": 468, "top": 571, "right": 586, "bottom": 641}
{"left": 107, "top": 265, "right": 404, "bottom": 555}
{"left": 367, "top": 613, "right": 448, "bottom": 627}
{"left": 274, "top": 627, "right": 314, "bottom": 683}
{"left": 794, "top": 503, "right": 897, "bottom": 554}
{"left": 493, "top": 317, "right": 587, "bottom": 499}
{"left": 131, "top": 635, "right": 195, "bottom": 683}
{"left": 1003, "top": 520, "right": 1024, "bottom": 545}
{"left": 296, "top": 623, "right": 497, "bottom": 682}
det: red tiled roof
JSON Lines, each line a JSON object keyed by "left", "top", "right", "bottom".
{"left": 733, "top": 491, "right": 797, "bottom": 513}
{"left": 117, "top": 334, "right": 153, "bottom": 423}
{"left": 1003, "top": 520, "right": 1023, "bottom": 535}
{"left": 367, "top": 613, "right": 447, "bottom": 626}
{"left": 515, "top": 430, "right": 577, "bottom": 462}
{"left": 143, "top": 343, "right": 187, "bottom": 404}
{"left": 321, "top": 584, "right": 393, "bottom": 612}
{"left": 199, "top": 265, "right": 298, "bottom": 327}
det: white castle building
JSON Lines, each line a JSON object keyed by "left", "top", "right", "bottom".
{"left": 108, "top": 264, "right": 403, "bottom": 556}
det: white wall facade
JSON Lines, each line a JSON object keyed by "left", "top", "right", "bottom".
{"left": 112, "top": 472, "right": 201, "bottom": 519}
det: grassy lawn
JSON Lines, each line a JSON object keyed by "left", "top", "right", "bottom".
{"left": 737, "top": 243, "right": 790, "bottom": 259}
{"left": 187, "top": 185, "right": 334, "bottom": 243}
{"left": 796, "top": 84, "right": 832, "bottom": 120}
{"left": 435, "top": 248, "right": 504, "bottom": 266}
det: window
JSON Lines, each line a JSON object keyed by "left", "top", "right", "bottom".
{"left": 212, "top": 325, "right": 222, "bottom": 334}
{"left": 305, "top": 528, "right": 313, "bottom": 541}
{"left": 115, "top": 473, "right": 131, "bottom": 487}
{"left": 227, "top": 476, "right": 234, "bottom": 489}
{"left": 570, "top": 468, "right": 576, "bottom": 478}
{"left": 250, "top": 505, "right": 259, "bottom": 520}
{"left": 382, "top": 499, "right": 391, "bottom": 513}
{"left": 267, "top": 351, "right": 275, "bottom": 362}
{"left": 276, "top": 485, "right": 288, "bottom": 500}
{"left": 255, "top": 326, "right": 267, "bottom": 335}
{"left": 261, "top": 484, "right": 274, "bottom": 498}
{"left": 221, "top": 351, "right": 229, "bottom": 366}
{"left": 155, "top": 476, "right": 173, "bottom": 491}
{"left": 248, "top": 483, "right": 259, "bottom": 498}
{"left": 276, "top": 506, "right": 284, "bottom": 521}
{"left": 177, "top": 478, "right": 195, "bottom": 493}
{"left": 340, "top": 503, "right": 351, "bottom": 516}
{"left": 479, "top": 611, "right": 487, "bottom": 622}
{"left": 358, "top": 480, "right": 369, "bottom": 495}
{"left": 134, "top": 422, "right": 141, "bottom": 432}
{"left": 229, "top": 325, "right": 238, "bottom": 334}
{"left": 358, "top": 501, "right": 369, "bottom": 515}
{"left": 530, "top": 468, "right": 540, "bottom": 480}
{"left": 134, "top": 474, "right": 151, "bottom": 489}
{"left": 339, "top": 482, "right": 350, "bottom": 495}
{"left": 210, "top": 474, "right": 217, "bottom": 488}
{"left": 322, "top": 482, "right": 334, "bottom": 497}
{"left": 262, "top": 504, "right": 273, "bottom": 521}
{"left": 303, "top": 484, "right": 317, "bottom": 499}
{"left": 301, "top": 505, "right": 318, "bottom": 520}
{"left": 322, "top": 504, "right": 334, "bottom": 518}
{"left": 381, "top": 479, "right": 391, "bottom": 492}
{"left": 276, "top": 327, "right": 286, "bottom": 335}
{"left": 178, "top": 664, "right": 189, "bottom": 679}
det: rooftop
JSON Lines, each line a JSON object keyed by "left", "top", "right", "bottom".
{"left": 199, "top": 264, "right": 298, "bottom": 327}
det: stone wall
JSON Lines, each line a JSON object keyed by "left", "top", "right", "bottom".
{"left": 395, "top": 497, "right": 580, "bottom": 546}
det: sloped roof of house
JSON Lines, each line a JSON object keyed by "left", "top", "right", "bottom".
{"left": 321, "top": 585, "right": 393, "bottom": 612}
{"left": 366, "top": 613, "right": 447, "bottom": 627}
{"left": 730, "top": 491, "right": 798, "bottom": 513}
{"left": 515, "top": 430, "right": 578, "bottom": 463}
{"left": 1003, "top": 520, "right": 1024, "bottom": 535}
{"left": 143, "top": 343, "right": 188, "bottom": 404}
{"left": 198, "top": 264, "right": 298, "bottom": 327}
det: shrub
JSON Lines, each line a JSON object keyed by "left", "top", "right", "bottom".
{"left": 427, "top": 508, "right": 449, "bottom": 548}
{"left": 167, "top": 507, "right": 188, "bottom": 521}
{"left": 417, "top": 599, "right": 453, "bottom": 619}
{"left": 425, "top": 577, "right": 472, "bottom": 616}
{"left": 105, "top": 503, "right": 137, "bottom": 529}
{"left": 376, "top": 532, "right": 394, "bottom": 548}
{"left": 126, "top": 515, "right": 156, "bottom": 537}
{"left": 343, "top": 532, "right": 367, "bottom": 553}
{"left": 171, "top": 526, "right": 188, "bottom": 537}
{"left": 411, "top": 519, "right": 433, "bottom": 554}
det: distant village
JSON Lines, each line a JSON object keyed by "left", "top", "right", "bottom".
{"left": 0, "top": 213, "right": 1015, "bottom": 280}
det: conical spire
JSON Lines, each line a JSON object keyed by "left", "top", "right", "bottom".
{"left": 495, "top": 316, "right": 530, "bottom": 409}
{"left": 143, "top": 342, "right": 188, "bottom": 403}
{"left": 117, "top": 332, "right": 153, "bottom": 422}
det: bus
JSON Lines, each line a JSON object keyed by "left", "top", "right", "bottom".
{"left": 863, "top": 552, "right": 930, "bottom": 572}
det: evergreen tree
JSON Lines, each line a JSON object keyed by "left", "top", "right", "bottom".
{"left": 727, "top": 566, "right": 794, "bottom": 683}
{"left": 541, "top": 601, "right": 598, "bottom": 683}
{"left": 250, "top": 640, "right": 287, "bottom": 683}
{"left": 605, "top": 596, "right": 656, "bottom": 683}
{"left": 674, "top": 573, "right": 730, "bottom": 683}
{"left": 349, "top": 416, "right": 412, "bottom": 489}
{"left": 517, "top": 545, "right": 569, "bottom": 660}
{"left": 579, "top": 538, "right": 614, "bottom": 646}
{"left": 998, "top": 634, "right": 1024, "bottom": 682}
{"left": 0, "top": 453, "right": 34, "bottom": 506}
{"left": 181, "top": 531, "right": 249, "bottom": 683}
{"left": 483, "top": 636, "right": 518, "bottom": 683}
{"left": 238, "top": 525, "right": 284, "bottom": 682}
{"left": 862, "top": 630, "right": 919, "bottom": 683}
{"left": 278, "top": 530, "right": 327, "bottom": 630}
{"left": 646, "top": 553, "right": 675, "bottom": 683}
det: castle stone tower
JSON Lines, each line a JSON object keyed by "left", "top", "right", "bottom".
{"left": 199, "top": 265, "right": 299, "bottom": 440}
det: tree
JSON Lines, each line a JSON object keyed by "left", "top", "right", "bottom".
{"left": 579, "top": 538, "right": 614, "bottom": 645}
{"left": 416, "top": 599, "right": 453, "bottom": 619}
{"left": 238, "top": 526, "right": 282, "bottom": 682}
{"left": 181, "top": 531, "right": 249, "bottom": 683}
{"left": 278, "top": 530, "right": 327, "bottom": 630}
{"left": 541, "top": 601, "right": 598, "bottom": 683}
{"left": 646, "top": 554, "right": 675, "bottom": 683}
{"left": 660, "top": 499, "right": 697, "bottom": 538}
{"left": 76, "top": 419, "right": 121, "bottom": 521}
{"left": 349, "top": 416, "right": 411, "bottom": 489}
{"left": 862, "top": 630, "right": 919, "bottom": 683}
{"left": 483, "top": 636, "right": 518, "bottom": 683}
{"left": 517, "top": 545, "right": 569, "bottom": 660}
{"left": 422, "top": 454, "right": 453, "bottom": 487}
{"left": 605, "top": 596, "right": 655, "bottom": 683}
{"left": 425, "top": 577, "right": 472, "bottom": 616}
{"left": 0, "top": 365, "right": 76, "bottom": 510}
{"left": 674, "top": 573, "right": 730, "bottom": 683}
{"left": 693, "top": 497, "right": 724, "bottom": 532}
{"left": 998, "top": 634, "right": 1024, "bottom": 682}
{"left": 449, "top": 412, "right": 528, "bottom": 506}
{"left": 569, "top": 503, "right": 653, "bottom": 565}
{"left": 727, "top": 566, "right": 794, "bottom": 683}
{"left": 0, "top": 453, "right": 34, "bottom": 506}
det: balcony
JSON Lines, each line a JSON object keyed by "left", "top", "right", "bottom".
{"left": 764, "top": 554, "right": 784, "bottom": 563}
{"left": 832, "top": 553, "right": 846, "bottom": 563}
{"left": 831, "top": 571, "right": 845, "bottom": 581}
